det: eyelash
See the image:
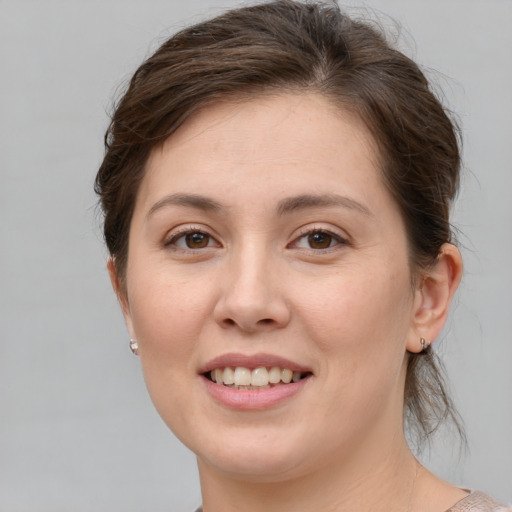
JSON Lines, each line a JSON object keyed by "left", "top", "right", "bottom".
{"left": 289, "top": 227, "right": 349, "bottom": 252}
{"left": 163, "top": 226, "right": 349, "bottom": 253}
{"left": 164, "top": 226, "right": 219, "bottom": 251}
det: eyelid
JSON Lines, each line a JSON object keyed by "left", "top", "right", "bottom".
{"left": 288, "top": 224, "right": 351, "bottom": 250}
{"left": 163, "top": 224, "right": 221, "bottom": 249}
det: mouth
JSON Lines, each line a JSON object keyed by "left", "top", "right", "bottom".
{"left": 200, "top": 353, "right": 313, "bottom": 391}
{"left": 204, "top": 366, "right": 312, "bottom": 390}
{"left": 199, "top": 354, "right": 313, "bottom": 409}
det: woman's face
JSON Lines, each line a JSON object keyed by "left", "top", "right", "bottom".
{"left": 119, "top": 94, "right": 421, "bottom": 481}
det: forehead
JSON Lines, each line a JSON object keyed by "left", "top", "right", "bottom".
{"left": 139, "top": 93, "right": 385, "bottom": 211}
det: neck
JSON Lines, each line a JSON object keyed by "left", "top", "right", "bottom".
{"left": 198, "top": 434, "right": 420, "bottom": 512}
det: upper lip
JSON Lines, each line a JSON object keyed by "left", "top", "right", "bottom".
{"left": 199, "top": 353, "right": 313, "bottom": 374}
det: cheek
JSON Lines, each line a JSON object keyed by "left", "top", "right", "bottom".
{"left": 126, "top": 266, "right": 214, "bottom": 367}
{"left": 298, "top": 264, "right": 412, "bottom": 402}
{"left": 300, "top": 265, "right": 412, "bottom": 349}
{"left": 126, "top": 273, "right": 210, "bottom": 431}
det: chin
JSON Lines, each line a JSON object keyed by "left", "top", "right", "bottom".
{"left": 199, "top": 450, "right": 310, "bottom": 484}
{"left": 183, "top": 424, "right": 316, "bottom": 482}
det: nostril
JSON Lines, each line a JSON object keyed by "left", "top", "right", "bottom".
{"left": 221, "top": 317, "right": 275, "bottom": 329}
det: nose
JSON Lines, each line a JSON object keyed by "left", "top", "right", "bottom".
{"left": 213, "top": 246, "right": 291, "bottom": 333}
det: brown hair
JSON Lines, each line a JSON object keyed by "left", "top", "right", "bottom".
{"left": 95, "top": 0, "right": 464, "bottom": 445}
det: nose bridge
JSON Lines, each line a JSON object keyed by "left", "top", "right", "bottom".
{"left": 215, "top": 238, "right": 290, "bottom": 331}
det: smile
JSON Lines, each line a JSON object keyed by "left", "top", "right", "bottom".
{"left": 200, "top": 353, "right": 313, "bottom": 409}
{"left": 207, "top": 366, "right": 311, "bottom": 389}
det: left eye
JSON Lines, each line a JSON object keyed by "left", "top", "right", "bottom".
{"left": 293, "top": 230, "right": 344, "bottom": 250}
{"left": 169, "top": 231, "right": 217, "bottom": 249}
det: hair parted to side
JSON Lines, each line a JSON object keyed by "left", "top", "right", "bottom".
{"left": 95, "top": 0, "right": 464, "bottom": 446}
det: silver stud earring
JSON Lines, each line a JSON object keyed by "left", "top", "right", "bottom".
{"left": 420, "top": 337, "right": 430, "bottom": 352}
{"left": 129, "top": 338, "right": 139, "bottom": 356}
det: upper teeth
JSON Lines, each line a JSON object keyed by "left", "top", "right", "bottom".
{"left": 211, "top": 367, "right": 303, "bottom": 387}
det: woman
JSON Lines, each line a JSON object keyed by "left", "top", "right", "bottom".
{"left": 95, "top": 1, "right": 510, "bottom": 511}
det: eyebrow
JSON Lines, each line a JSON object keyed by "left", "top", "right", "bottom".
{"left": 277, "top": 194, "right": 372, "bottom": 216}
{"left": 147, "top": 193, "right": 224, "bottom": 218}
{"left": 146, "top": 192, "right": 372, "bottom": 219}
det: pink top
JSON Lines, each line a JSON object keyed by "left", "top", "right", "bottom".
{"left": 445, "top": 491, "right": 511, "bottom": 511}
{"left": 194, "top": 491, "right": 511, "bottom": 511}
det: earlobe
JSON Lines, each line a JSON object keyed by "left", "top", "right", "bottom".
{"left": 107, "top": 257, "right": 133, "bottom": 325}
{"left": 406, "top": 243, "right": 463, "bottom": 353}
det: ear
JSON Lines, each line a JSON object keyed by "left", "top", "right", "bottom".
{"left": 107, "top": 257, "right": 135, "bottom": 338}
{"left": 406, "top": 243, "right": 463, "bottom": 353}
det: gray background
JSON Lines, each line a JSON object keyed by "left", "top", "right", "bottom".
{"left": 1, "top": 1, "right": 510, "bottom": 510}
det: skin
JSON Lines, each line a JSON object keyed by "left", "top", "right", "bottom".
{"left": 110, "top": 93, "right": 464, "bottom": 512}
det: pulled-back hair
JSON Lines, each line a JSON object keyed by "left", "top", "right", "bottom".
{"left": 95, "top": 0, "right": 464, "bottom": 445}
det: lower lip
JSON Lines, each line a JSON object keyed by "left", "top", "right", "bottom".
{"left": 202, "top": 376, "right": 310, "bottom": 410}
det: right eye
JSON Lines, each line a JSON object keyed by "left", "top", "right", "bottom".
{"left": 166, "top": 230, "right": 219, "bottom": 250}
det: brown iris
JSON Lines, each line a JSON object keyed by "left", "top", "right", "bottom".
{"left": 308, "top": 232, "right": 333, "bottom": 249}
{"left": 185, "top": 232, "right": 210, "bottom": 249}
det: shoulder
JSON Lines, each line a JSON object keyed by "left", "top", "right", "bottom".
{"left": 446, "top": 491, "right": 512, "bottom": 512}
